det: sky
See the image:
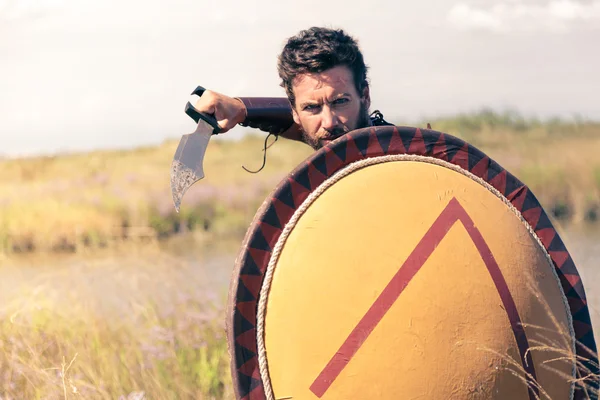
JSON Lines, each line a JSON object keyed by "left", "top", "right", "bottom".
{"left": 1, "top": 0, "right": 599, "bottom": 157}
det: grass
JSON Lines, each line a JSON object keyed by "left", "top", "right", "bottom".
{"left": 2, "top": 110, "right": 600, "bottom": 255}
{"left": 0, "top": 134, "right": 312, "bottom": 255}
{"left": 0, "top": 109, "right": 599, "bottom": 398}
{"left": 1, "top": 109, "right": 600, "bottom": 255}
{"left": 0, "top": 306, "right": 230, "bottom": 399}
{"left": 418, "top": 109, "right": 600, "bottom": 224}
{"left": 0, "top": 237, "right": 597, "bottom": 399}
{"left": 471, "top": 273, "right": 600, "bottom": 400}
{"left": 0, "top": 247, "right": 235, "bottom": 399}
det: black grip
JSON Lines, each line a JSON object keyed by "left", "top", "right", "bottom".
{"left": 191, "top": 85, "right": 206, "bottom": 97}
{"left": 184, "top": 86, "right": 222, "bottom": 134}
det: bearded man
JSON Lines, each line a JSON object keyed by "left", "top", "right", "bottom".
{"left": 192, "top": 26, "right": 392, "bottom": 150}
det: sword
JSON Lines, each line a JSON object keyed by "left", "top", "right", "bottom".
{"left": 170, "top": 86, "right": 295, "bottom": 212}
{"left": 170, "top": 86, "right": 221, "bottom": 213}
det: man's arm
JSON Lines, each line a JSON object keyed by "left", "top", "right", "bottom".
{"left": 191, "top": 89, "right": 304, "bottom": 142}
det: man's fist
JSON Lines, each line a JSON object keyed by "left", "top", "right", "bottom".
{"left": 193, "top": 90, "right": 247, "bottom": 133}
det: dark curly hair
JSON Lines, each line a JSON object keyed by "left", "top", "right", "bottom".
{"left": 277, "top": 27, "right": 369, "bottom": 108}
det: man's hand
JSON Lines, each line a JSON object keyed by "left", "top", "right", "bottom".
{"left": 193, "top": 90, "right": 247, "bottom": 133}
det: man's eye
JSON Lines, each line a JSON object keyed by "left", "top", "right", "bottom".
{"left": 333, "top": 98, "right": 349, "bottom": 105}
{"left": 304, "top": 104, "right": 320, "bottom": 111}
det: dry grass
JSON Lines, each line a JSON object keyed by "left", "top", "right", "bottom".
{"left": 454, "top": 268, "right": 599, "bottom": 400}
{"left": 0, "top": 134, "right": 312, "bottom": 254}
{"left": 0, "top": 110, "right": 598, "bottom": 398}
{"left": 0, "top": 239, "right": 596, "bottom": 399}
{"left": 0, "top": 246, "right": 235, "bottom": 399}
{"left": 421, "top": 110, "right": 600, "bottom": 224}
{"left": 2, "top": 111, "right": 600, "bottom": 255}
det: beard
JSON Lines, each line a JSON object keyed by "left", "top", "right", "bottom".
{"left": 301, "top": 102, "right": 371, "bottom": 150}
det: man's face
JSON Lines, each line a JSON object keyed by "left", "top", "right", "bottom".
{"left": 291, "top": 65, "right": 371, "bottom": 150}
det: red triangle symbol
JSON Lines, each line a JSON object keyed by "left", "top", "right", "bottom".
{"left": 507, "top": 186, "right": 527, "bottom": 211}
{"left": 238, "top": 356, "right": 258, "bottom": 378}
{"left": 289, "top": 177, "right": 311, "bottom": 209}
{"left": 522, "top": 207, "right": 542, "bottom": 230}
{"left": 536, "top": 227, "right": 556, "bottom": 249}
{"left": 563, "top": 273, "right": 581, "bottom": 288}
{"left": 366, "top": 129, "right": 384, "bottom": 157}
{"left": 324, "top": 147, "right": 345, "bottom": 176}
{"left": 236, "top": 305, "right": 258, "bottom": 333}
{"left": 260, "top": 222, "right": 282, "bottom": 250}
{"left": 471, "top": 156, "right": 490, "bottom": 180}
{"left": 452, "top": 143, "right": 470, "bottom": 171}
{"left": 549, "top": 251, "right": 569, "bottom": 269}
{"left": 408, "top": 128, "right": 426, "bottom": 155}
{"left": 307, "top": 162, "right": 328, "bottom": 192}
{"left": 235, "top": 328, "right": 257, "bottom": 354}
{"left": 387, "top": 127, "right": 406, "bottom": 154}
{"left": 489, "top": 170, "right": 507, "bottom": 196}
{"left": 248, "top": 248, "right": 271, "bottom": 274}
{"left": 310, "top": 196, "right": 538, "bottom": 398}
{"left": 432, "top": 133, "right": 448, "bottom": 160}
{"left": 344, "top": 136, "right": 363, "bottom": 164}
{"left": 240, "top": 274, "right": 264, "bottom": 301}
{"left": 247, "top": 384, "right": 266, "bottom": 400}
{"left": 272, "top": 197, "right": 295, "bottom": 228}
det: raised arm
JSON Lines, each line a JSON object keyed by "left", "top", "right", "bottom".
{"left": 191, "top": 89, "right": 303, "bottom": 142}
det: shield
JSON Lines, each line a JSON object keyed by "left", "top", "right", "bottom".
{"left": 226, "top": 126, "right": 598, "bottom": 400}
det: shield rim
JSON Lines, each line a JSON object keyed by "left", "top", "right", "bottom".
{"left": 225, "top": 125, "right": 598, "bottom": 400}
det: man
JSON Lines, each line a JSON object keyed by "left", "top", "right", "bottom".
{"left": 192, "top": 26, "right": 391, "bottom": 151}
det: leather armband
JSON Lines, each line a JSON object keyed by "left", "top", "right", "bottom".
{"left": 236, "top": 97, "right": 295, "bottom": 135}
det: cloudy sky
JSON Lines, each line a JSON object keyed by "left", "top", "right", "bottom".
{"left": 1, "top": 0, "right": 599, "bottom": 157}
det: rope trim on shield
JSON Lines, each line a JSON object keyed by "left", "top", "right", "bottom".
{"left": 255, "top": 154, "right": 576, "bottom": 400}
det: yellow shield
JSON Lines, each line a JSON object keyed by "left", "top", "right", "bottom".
{"left": 227, "top": 126, "right": 597, "bottom": 400}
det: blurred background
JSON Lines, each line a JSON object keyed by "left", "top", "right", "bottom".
{"left": 1, "top": 0, "right": 599, "bottom": 398}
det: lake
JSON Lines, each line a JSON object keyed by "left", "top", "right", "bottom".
{"left": 0, "top": 223, "right": 597, "bottom": 340}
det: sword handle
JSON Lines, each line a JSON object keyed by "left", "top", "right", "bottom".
{"left": 184, "top": 86, "right": 222, "bottom": 134}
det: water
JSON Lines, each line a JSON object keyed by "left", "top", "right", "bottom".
{"left": 0, "top": 238, "right": 240, "bottom": 321}
{"left": 0, "top": 225, "right": 598, "bottom": 342}
{"left": 559, "top": 225, "right": 600, "bottom": 340}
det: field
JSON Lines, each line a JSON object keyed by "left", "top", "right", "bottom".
{"left": 0, "top": 109, "right": 599, "bottom": 398}
{"left": 1, "top": 110, "right": 600, "bottom": 255}
{"left": 0, "top": 249, "right": 233, "bottom": 399}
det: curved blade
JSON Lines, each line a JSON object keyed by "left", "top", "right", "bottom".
{"left": 170, "top": 119, "right": 213, "bottom": 212}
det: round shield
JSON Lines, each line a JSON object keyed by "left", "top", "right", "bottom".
{"left": 226, "top": 126, "right": 598, "bottom": 400}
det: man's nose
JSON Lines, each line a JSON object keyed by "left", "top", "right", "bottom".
{"left": 320, "top": 107, "right": 338, "bottom": 131}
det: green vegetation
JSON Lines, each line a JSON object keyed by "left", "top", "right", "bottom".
{"left": 0, "top": 134, "right": 312, "bottom": 254}
{"left": 0, "top": 250, "right": 233, "bottom": 399}
{"left": 419, "top": 109, "right": 600, "bottom": 224}
{"left": 2, "top": 110, "right": 600, "bottom": 255}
